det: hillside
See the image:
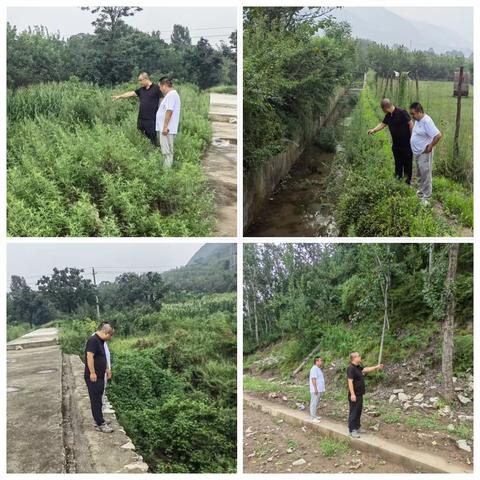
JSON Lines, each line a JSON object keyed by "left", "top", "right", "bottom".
{"left": 163, "top": 243, "right": 236, "bottom": 293}
{"left": 243, "top": 243, "right": 473, "bottom": 469}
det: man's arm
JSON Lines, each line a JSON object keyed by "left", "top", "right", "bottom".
{"left": 112, "top": 91, "right": 137, "bottom": 101}
{"left": 86, "top": 351, "right": 97, "bottom": 382}
{"left": 425, "top": 132, "right": 442, "bottom": 153}
{"left": 408, "top": 120, "right": 414, "bottom": 132}
{"left": 162, "top": 110, "right": 173, "bottom": 135}
{"left": 362, "top": 364, "right": 384, "bottom": 374}
{"left": 347, "top": 378, "right": 356, "bottom": 402}
{"left": 368, "top": 123, "right": 386, "bottom": 135}
{"left": 311, "top": 377, "right": 318, "bottom": 394}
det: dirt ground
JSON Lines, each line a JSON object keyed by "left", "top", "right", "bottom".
{"left": 244, "top": 405, "right": 415, "bottom": 473}
{"left": 246, "top": 388, "right": 473, "bottom": 468}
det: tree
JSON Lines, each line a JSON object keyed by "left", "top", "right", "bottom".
{"left": 8, "top": 275, "right": 54, "bottom": 327}
{"left": 170, "top": 25, "right": 191, "bottom": 48}
{"left": 442, "top": 244, "right": 459, "bottom": 401}
{"left": 37, "top": 267, "right": 96, "bottom": 314}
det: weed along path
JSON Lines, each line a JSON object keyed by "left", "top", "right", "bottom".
{"left": 204, "top": 93, "right": 237, "bottom": 236}
{"left": 244, "top": 394, "right": 471, "bottom": 474}
{"left": 7, "top": 328, "right": 148, "bottom": 474}
{"left": 246, "top": 89, "right": 359, "bottom": 237}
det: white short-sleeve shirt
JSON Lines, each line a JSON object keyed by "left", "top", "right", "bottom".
{"left": 156, "top": 89, "right": 181, "bottom": 134}
{"left": 309, "top": 365, "right": 325, "bottom": 393}
{"left": 410, "top": 114, "right": 440, "bottom": 155}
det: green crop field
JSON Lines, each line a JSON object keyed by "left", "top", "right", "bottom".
{"left": 7, "top": 79, "right": 214, "bottom": 237}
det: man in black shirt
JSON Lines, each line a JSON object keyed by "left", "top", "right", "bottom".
{"left": 112, "top": 72, "right": 162, "bottom": 145}
{"left": 84, "top": 323, "right": 115, "bottom": 433}
{"left": 368, "top": 98, "right": 414, "bottom": 184}
{"left": 347, "top": 352, "right": 384, "bottom": 438}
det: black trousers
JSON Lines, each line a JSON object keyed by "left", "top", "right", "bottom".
{"left": 392, "top": 145, "right": 413, "bottom": 184}
{"left": 85, "top": 375, "right": 105, "bottom": 426}
{"left": 348, "top": 394, "right": 363, "bottom": 432}
{"left": 137, "top": 118, "right": 157, "bottom": 145}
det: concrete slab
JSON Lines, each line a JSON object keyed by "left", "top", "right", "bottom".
{"left": 7, "top": 327, "right": 59, "bottom": 350}
{"left": 7, "top": 344, "right": 64, "bottom": 473}
{"left": 204, "top": 93, "right": 237, "bottom": 236}
{"left": 244, "top": 395, "right": 472, "bottom": 474}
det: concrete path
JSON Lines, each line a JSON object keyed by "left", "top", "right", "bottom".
{"left": 7, "top": 328, "right": 148, "bottom": 473}
{"left": 244, "top": 394, "right": 472, "bottom": 474}
{"left": 204, "top": 93, "right": 237, "bottom": 236}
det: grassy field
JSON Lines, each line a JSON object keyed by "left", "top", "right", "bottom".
{"left": 7, "top": 79, "right": 214, "bottom": 237}
{"left": 331, "top": 79, "right": 473, "bottom": 236}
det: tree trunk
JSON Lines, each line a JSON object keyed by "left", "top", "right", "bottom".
{"left": 415, "top": 70, "right": 420, "bottom": 101}
{"left": 442, "top": 243, "right": 459, "bottom": 402}
{"left": 251, "top": 261, "right": 260, "bottom": 344}
{"left": 291, "top": 342, "right": 323, "bottom": 377}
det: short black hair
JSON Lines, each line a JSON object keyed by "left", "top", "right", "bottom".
{"left": 159, "top": 76, "right": 173, "bottom": 87}
{"left": 313, "top": 356, "right": 322, "bottom": 364}
{"left": 410, "top": 102, "right": 424, "bottom": 113}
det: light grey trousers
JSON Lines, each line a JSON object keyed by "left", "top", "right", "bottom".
{"left": 158, "top": 133, "right": 176, "bottom": 168}
{"left": 310, "top": 392, "right": 322, "bottom": 418}
{"left": 414, "top": 149, "right": 434, "bottom": 199}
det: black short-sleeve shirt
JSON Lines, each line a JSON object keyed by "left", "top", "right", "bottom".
{"left": 382, "top": 107, "right": 411, "bottom": 148}
{"left": 135, "top": 84, "right": 162, "bottom": 121}
{"left": 84, "top": 333, "right": 107, "bottom": 377}
{"left": 347, "top": 363, "right": 365, "bottom": 396}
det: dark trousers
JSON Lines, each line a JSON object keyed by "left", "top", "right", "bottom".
{"left": 85, "top": 376, "right": 105, "bottom": 426}
{"left": 348, "top": 394, "right": 363, "bottom": 432}
{"left": 138, "top": 118, "right": 157, "bottom": 145}
{"left": 392, "top": 145, "right": 412, "bottom": 184}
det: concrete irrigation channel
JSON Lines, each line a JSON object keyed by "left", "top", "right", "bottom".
{"left": 7, "top": 328, "right": 148, "bottom": 473}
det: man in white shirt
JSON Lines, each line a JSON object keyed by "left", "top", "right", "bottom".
{"left": 309, "top": 356, "right": 325, "bottom": 422}
{"left": 409, "top": 102, "right": 442, "bottom": 204}
{"left": 156, "top": 77, "right": 181, "bottom": 168}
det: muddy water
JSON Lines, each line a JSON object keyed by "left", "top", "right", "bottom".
{"left": 246, "top": 145, "right": 338, "bottom": 236}
{"left": 246, "top": 93, "right": 358, "bottom": 237}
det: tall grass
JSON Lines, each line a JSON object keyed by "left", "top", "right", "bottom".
{"left": 331, "top": 86, "right": 471, "bottom": 236}
{"left": 7, "top": 79, "right": 213, "bottom": 237}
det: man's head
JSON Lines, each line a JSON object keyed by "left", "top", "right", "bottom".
{"left": 409, "top": 102, "right": 425, "bottom": 120}
{"left": 350, "top": 352, "right": 362, "bottom": 365}
{"left": 97, "top": 322, "right": 114, "bottom": 341}
{"left": 138, "top": 72, "right": 151, "bottom": 87}
{"left": 314, "top": 356, "right": 324, "bottom": 367}
{"left": 158, "top": 76, "right": 173, "bottom": 95}
{"left": 380, "top": 98, "right": 395, "bottom": 114}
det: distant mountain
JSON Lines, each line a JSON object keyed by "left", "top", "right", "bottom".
{"left": 162, "top": 244, "right": 236, "bottom": 293}
{"left": 331, "top": 7, "right": 472, "bottom": 56}
{"left": 187, "top": 243, "right": 236, "bottom": 267}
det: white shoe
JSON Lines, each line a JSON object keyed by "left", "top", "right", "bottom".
{"left": 102, "top": 407, "right": 115, "bottom": 414}
{"left": 311, "top": 417, "right": 321, "bottom": 423}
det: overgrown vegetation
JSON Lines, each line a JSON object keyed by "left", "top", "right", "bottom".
{"left": 243, "top": 243, "right": 473, "bottom": 380}
{"left": 331, "top": 85, "right": 472, "bottom": 236}
{"left": 7, "top": 80, "right": 214, "bottom": 236}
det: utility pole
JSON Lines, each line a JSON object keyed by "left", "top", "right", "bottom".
{"left": 92, "top": 267, "right": 101, "bottom": 320}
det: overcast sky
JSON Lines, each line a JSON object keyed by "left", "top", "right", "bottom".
{"left": 7, "top": 242, "right": 204, "bottom": 288}
{"left": 7, "top": 7, "right": 236, "bottom": 46}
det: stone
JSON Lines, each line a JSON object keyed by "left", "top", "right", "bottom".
{"left": 447, "top": 424, "right": 455, "bottom": 432}
{"left": 398, "top": 392, "right": 410, "bottom": 402}
{"left": 268, "top": 392, "right": 278, "bottom": 399}
{"left": 292, "top": 458, "right": 306, "bottom": 466}
{"left": 392, "top": 389, "right": 404, "bottom": 394}
{"left": 413, "top": 393, "right": 424, "bottom": 402}
{"left": 458, "top": 415, "right": 473, "bottom": 422}
{"left": 247, "top": 453, "right": 255, "bottom": 458}
{"left": 122, "top": 462, "right": 149, "bottom": 473}
{"left": 282, "top": 396, "right": 288, "bottom": 401}
{"left": 429, "top": 397, "right": 439, "bottom": 403}
{"left": 120, "top": 441, "right": 135, "bottom": 450}
{"left": 457, "top": 394, "right": 471, "bottom": 405}
{"left": 456, "top": 440, "right": 471, "bottom": 453}
{"left": 389, "top": 394, "right": 396, "bottom": 404}
{"left": 402, "top": 402, "right": 411, "bottom": 410}
{"left": 286, "top": 448, "right": 294, "bottom": 454}
{"left": 452, "top": 376, "right": 457, "bottom": 383}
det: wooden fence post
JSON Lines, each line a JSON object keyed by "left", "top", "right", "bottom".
{"left": 453, "top": 66, "right": 464, "bottom": 160}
